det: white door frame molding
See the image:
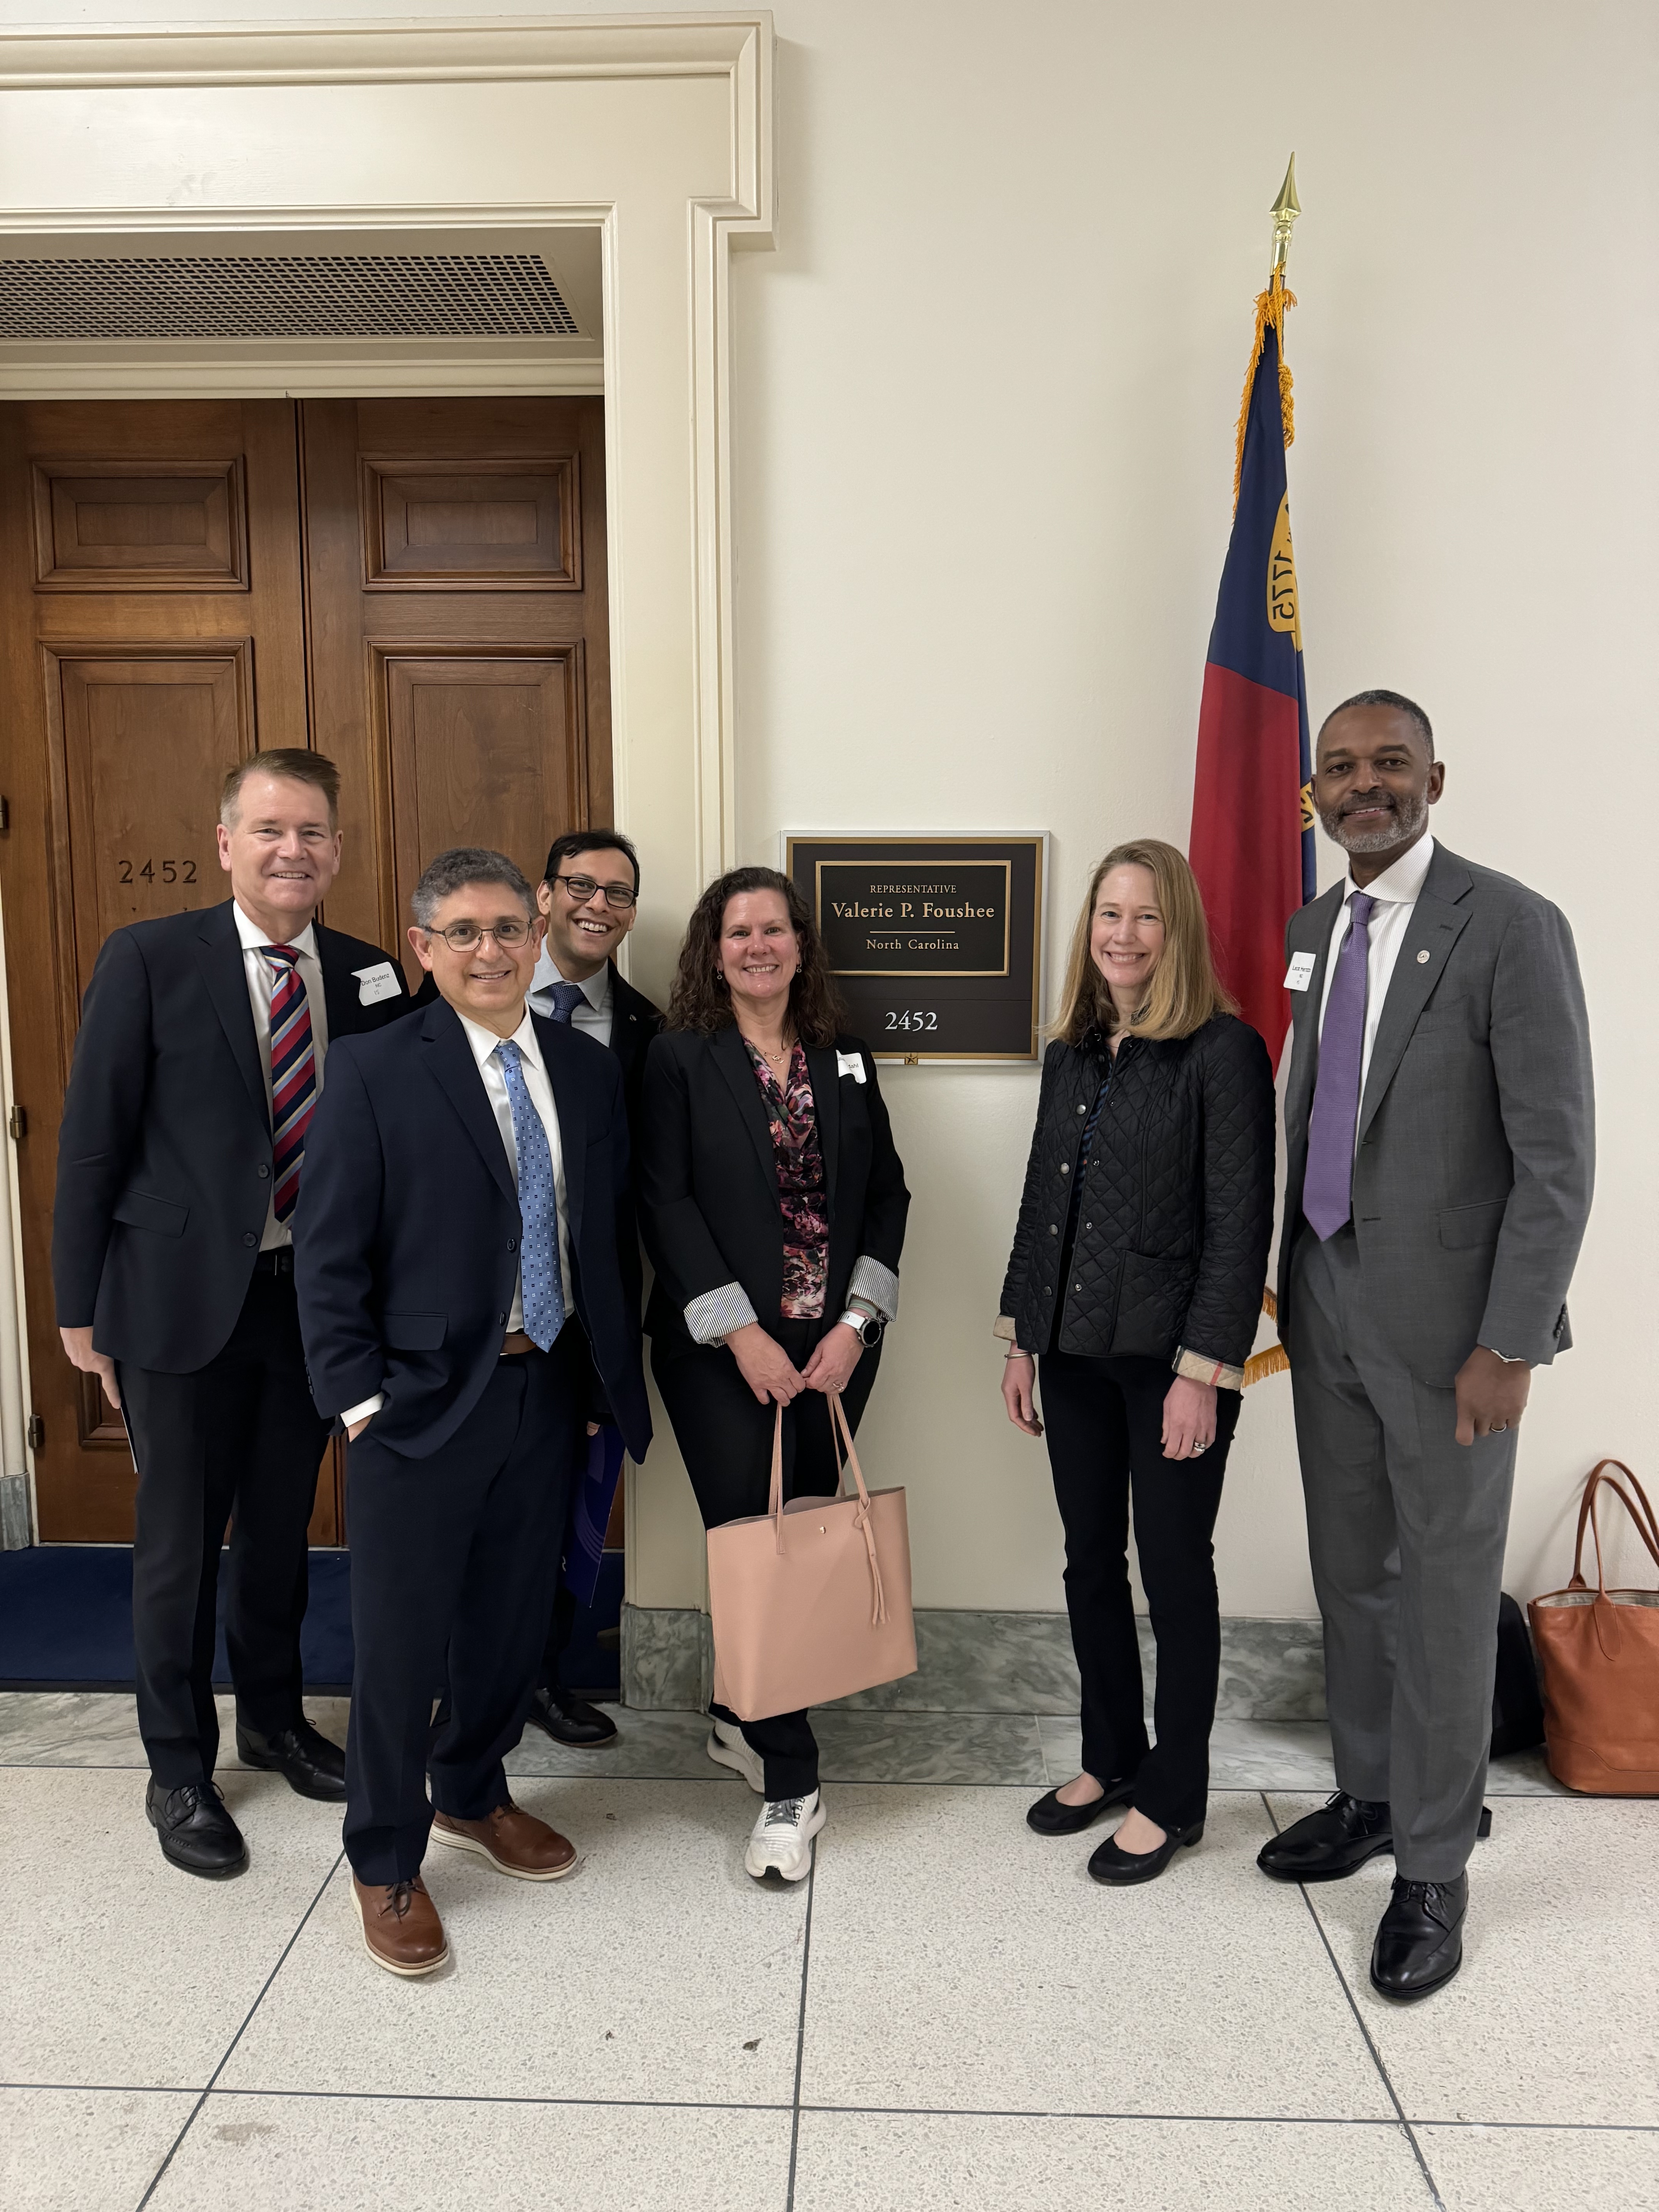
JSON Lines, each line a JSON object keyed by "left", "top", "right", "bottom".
{"left": 0, "top": 15, "right": 770, "bottom": 1587}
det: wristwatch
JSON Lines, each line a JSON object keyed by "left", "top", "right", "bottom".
{"left": 839, "top": 1309, "right": 886, "bottom": 1347}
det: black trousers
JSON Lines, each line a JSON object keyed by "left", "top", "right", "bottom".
{"left": 343, "top": 1325, "right": 584, "bottom": 1884}
{"left": 1038, "top": 1351, "right": 1239, "bottom": 1832}
{"left": 653, "top": 1318, "right": 880, "bottom": 1800}
{"left": 118, "top": 1262, "right": 331, "bottom": 1790}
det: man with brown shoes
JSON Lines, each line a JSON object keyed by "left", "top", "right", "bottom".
{"left": 294, "top": 848, "right": 651, "bottom": 1975}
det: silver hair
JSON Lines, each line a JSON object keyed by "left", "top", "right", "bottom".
{"left": 410, "top": 848, "right": 533, "bottom": 930}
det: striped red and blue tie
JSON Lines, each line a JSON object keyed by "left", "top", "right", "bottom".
{"left": 262, "top": 944, "right": 317, "bottom": 1223}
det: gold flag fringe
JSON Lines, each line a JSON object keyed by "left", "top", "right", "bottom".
{"left": 1243, "top": 1285, "right": 1289, "bottom": 1387}
{"left": 1231, "top": 273, "right": 1297, "bottom": 511}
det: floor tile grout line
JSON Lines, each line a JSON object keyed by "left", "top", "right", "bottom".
{"left": 1259, "top": 1791, "right": 1447, "bottom": 2212}
{"left": 783, "top": 1856, "right": 817, "bottom": 2212}
{"left": 14, "top": 2081, "right": 1659, "bottom": 2131}
{"left": 133, "top": 1847, "right": 345, "bottom": 2212}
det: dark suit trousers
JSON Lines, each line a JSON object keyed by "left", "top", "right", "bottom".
{"left": 343, "top": 1325, "right": 584, "bottom": 1884}
{"left": 1288, "top": 1224, "right": 1517, "bottom": 1880}
{"left": 653, "top": 1319, "right": 880, "bottom": 1800}
{"left": 1037, "top": 1352, "right": 1238, "bottom": 1834}
{"left": 118, "top": 1265, "right": 331, "bottom": 1789}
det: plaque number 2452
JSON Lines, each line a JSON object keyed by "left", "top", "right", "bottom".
{"left": 884, "top": 1009, "right": 938, "bottom": 1032}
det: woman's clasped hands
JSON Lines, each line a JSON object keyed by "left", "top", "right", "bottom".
{"left": 726, "top": 1319, "right": 864, "bottom": 1407}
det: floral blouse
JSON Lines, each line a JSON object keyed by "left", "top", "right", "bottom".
{"left": 745, "top": 1040, "right": 830, "bottom": 1319}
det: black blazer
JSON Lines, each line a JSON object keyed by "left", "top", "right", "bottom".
{"left": 638, "top": 1024, "right": 910, "bottom": 1353}
{"left": 409, "top": 958, "right": 664, "bottom": 1135}
{"left": 52, "top": 899, "right": 409, "bottom": 1373}
{"left": 292, "top": 996, "right": 651, "bottom": 1463}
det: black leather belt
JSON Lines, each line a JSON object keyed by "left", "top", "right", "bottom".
{"left": 251, "top": 1247, "right": 296, "bottom": 1276}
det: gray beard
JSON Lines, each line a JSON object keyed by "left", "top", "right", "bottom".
{"left": 1319, "top": 790, "right": 1430, "bottom": 856}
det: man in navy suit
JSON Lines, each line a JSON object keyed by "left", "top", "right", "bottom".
{"left": 53, "top": 750, "right": 408, "bottom": 1879}
{"left": 294, "top": 847, "right": 650, "bottom": 1977}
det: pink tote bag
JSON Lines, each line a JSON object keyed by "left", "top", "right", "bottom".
{"left": 707, "top": 1390, "right": 917, "bottom": 1723}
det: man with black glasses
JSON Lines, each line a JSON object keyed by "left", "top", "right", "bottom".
{"left": 522, "top": 831, "right": 663, "bottom": 1747}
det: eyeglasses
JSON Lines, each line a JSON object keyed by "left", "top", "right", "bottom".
{"left": 422, "top": 919, "right": 533, "bottom": 951}
{"left": 553, "top": 873, "right": 637, "bottom": 912}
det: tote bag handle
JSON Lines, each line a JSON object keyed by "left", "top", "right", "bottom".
{"left": 762, "top": 1391, "right": 887, "bottom": 1623}
{"left": 1570, "top": 1461, "right": 1659, "bottom": 1594}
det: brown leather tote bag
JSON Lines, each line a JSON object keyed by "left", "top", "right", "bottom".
{"left": 1529, "top": 1460, "right": 1659, "bottom": 1796}
{"left": 707, "top": 1390, "right": 917, "bottom": 1724}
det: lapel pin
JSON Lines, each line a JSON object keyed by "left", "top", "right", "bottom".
{"left": 1416, "top": 949, "right": 1431, "bottom": 963}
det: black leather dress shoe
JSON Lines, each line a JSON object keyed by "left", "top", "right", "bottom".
{"left": 1370, "top": 1872, "right": 1468, "bottom": 2000}
{"left": 235, "top": 1719, "right": 347, "bottom": 1802}
{"left": 1088, "top": 1817, "right": 1204, "bottom": 1886}
{"left": 1026, "top": 1774, "right": 1136, "bottom": 1836}
{"left": 146, "top": 1779, "right": 248, "bottom": 1878}
{"left": 524, "top": 1685, "right": 619, "bottom": 1749}
{"left": 1257, "top": 1791, "right": 1392, "bottom": 1881}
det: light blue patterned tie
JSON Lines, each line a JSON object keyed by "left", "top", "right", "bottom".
{"left": 493, "top": 1039, "right": 565, "bottom": 1351}
{"left": 546, "top": 981, "right": 586, "bottom": 1025}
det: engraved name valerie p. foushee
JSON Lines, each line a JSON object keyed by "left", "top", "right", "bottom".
{"left": 786, "top": 836, "right": 1045, "bottom": 1062}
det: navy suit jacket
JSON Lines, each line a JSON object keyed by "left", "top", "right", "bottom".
{"left": 292, "top": 996, "right": 651, "bottom": 1462}
{"left": 52, "top": 898, "right": 408, "bottom": 1372}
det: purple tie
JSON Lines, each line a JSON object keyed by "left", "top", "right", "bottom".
{"left": 1302, "top": 893, "right": 1376, "bottom": 1240}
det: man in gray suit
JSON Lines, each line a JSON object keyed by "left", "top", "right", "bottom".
{"left": 1257, "top": 689, "right": 1592, "bottom": 2001}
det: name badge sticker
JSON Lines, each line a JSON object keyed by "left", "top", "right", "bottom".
{"left": 836, "top": 1050, "right": 867, "bottom": 1083}
{"left": 1284, "top": 950, "right": 1317, "bottom": 993}
{"left": 354, "top": 961, "right": 403, "bottom": 1007}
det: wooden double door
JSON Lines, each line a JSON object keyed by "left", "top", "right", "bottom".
{"left": 0, "top": 397, "right": 611, "bottom": 1542}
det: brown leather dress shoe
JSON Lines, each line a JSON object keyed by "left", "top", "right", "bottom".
{"left": 352, "top": 1874, "right": 449, "bottom": 1977}
{"left": 430, "top": 1798, "right": 579, "bottom": 1881}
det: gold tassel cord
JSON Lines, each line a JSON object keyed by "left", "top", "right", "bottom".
{"left": 1231, "top": 273, "right": 1297, "bottom": 511}
{"left": 1243, "top": 1285, "right": 1288, "bottom": 1388}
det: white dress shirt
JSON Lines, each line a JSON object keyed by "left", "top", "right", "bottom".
{"left": 232, "top": 901, "right": 329, "bottom": 1252}
{"left": 341, "top": 1003, "right": 572, "bottom": 1431}
{"left": 527, "top": 945, "right": 613, "bottom": 1048}
{"left": 1316, "top": 833, "right": 1437, "bottom": 1096}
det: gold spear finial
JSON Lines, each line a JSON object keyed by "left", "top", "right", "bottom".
{"left": 1270, "top": 153, "right": 1300, "bottom": 273}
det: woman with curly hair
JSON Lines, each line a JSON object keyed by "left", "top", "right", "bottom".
{"left": 639, "top": 867, "right": 909, "bottom": 1884}
{"left": 999, "top": 839, "right": 1274, "bottom": 1886}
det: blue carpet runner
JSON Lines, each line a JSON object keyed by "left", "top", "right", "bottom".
{"left": 0, "top": 1546, "right": 622, "bottom": 1695}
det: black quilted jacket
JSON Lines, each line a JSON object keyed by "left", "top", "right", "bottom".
{"left": 999, "top": 1014, "right": 1276, "bottom": 1372}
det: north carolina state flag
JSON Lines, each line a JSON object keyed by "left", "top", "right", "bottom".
{"left": 1188, "top": 288, "right": 1315, "bottom": 1066}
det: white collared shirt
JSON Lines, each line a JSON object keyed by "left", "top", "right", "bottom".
{"left": 457, "top": 1006, "right": 572, "bottom": 1331}
{"left": 232, "top": 901, "right": 330, "bottom": 1252}
{"left": 340, "top": 1002, "right": 572, "bottom": 1430}
{"left": 527, "top": 946, "right": 613, "bottom": 1048}
{"left": 1317, "top": 833, "right": 1437, "bottom": 1096}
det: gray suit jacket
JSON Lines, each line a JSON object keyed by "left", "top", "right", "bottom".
{"left": 1276, "top": 841, "right": 1593, "bottom": 1385}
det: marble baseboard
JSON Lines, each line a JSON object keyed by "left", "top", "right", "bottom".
{"left": 0, "top": 1473, "right": 30, "bottom": 1551}
{"left": 620, "top": 1604, "right": 1330, "bottom": 1721}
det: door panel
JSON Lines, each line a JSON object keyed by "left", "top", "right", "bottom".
{"left": 302, "top": 398, "right": 610, "bottom": 955}
{"left": 0, "top": 402, "right": 309, "bottom": 1542}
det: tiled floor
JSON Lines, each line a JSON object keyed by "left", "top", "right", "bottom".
{"left": 1, "top": 1693, "right": 1653, "bottom": 2212}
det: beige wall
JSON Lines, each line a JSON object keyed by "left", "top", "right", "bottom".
{"left": 11, "top": 3, "right": 1656, "bottom": 1609}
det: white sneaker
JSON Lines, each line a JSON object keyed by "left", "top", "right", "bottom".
{"left": 744, "top": 1790, "right": 826, "bottom": 1884}
{"left": 706, "top": 1718, "right": 766, "bottom": 1794}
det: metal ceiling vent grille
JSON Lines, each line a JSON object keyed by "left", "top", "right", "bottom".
{"left": 0, "top": 254, "right": 581, "bottom": 340}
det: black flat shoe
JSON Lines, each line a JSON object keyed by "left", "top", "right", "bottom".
{"left": 1026, "top": 1774, "right": 1136, "bottom": 1836}
{"left": 236, "top": 1719, "right": 347, "bottom": 1802}
{"left": 524, "top": 1685, "right": 620, "bottom": 1749}
{"left": 1370, "top": 1872, "right": 1468, "bottom": 2001}
{"left": 1088, "top": 1818, "right": 1204, "bottom": 1886}
{"left": 146, "top": 1778, "right": 248, "bottom": 1878}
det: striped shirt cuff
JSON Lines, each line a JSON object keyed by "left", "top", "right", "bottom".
{"left": 685, "top": 1282, "right": 759, "bottom": 1346}
{"left": 848, "top": 1255, "right": 900, "bottom": 1322}
{"left": 1172, "top": 1346, "right": 1245, "bottom": 1393}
